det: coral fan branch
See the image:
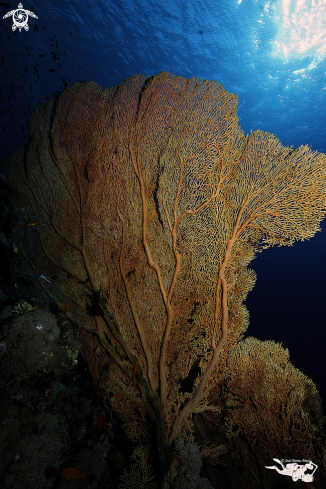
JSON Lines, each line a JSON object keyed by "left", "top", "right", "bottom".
{"left": 117, "top": 207, "right": 157, "bottom": 394}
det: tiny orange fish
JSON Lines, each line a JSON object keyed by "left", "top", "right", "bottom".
{"left": 93, "top": 363, "right": 98, "bottom": 382}
{"left": 114, "top": 393, "right": 124, "bottom": 400}
{"left": 132, "top": 360, "right": 138, "bottom": 386}
{"left": 57, "top": 391, "right": 69, "bottom": 400}
{"left": 24, "top": 220, "right": 36, "bottom": 227}
{"left": 59, "top": 301, "right": 67, "bottom": 312}
{"left": 60, "top": 467, "right": 89, "bottom": 481}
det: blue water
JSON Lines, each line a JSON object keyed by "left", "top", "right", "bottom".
{"left": 0, "top": 0, "right": 326, "bottom": 400}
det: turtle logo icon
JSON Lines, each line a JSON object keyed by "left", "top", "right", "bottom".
{"left": 2, "top": 3, "right": 38, "bottom": 32}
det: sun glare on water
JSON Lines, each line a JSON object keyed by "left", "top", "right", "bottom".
{"left": 273, "top": 0, "right": 326, "bottom": 64}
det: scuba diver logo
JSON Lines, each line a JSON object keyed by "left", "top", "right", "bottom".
{"left": 265, "top": 458, "right": 318, "bottom": 482}
{"left": 2, "top": 3, "right": 38, "bottom": 32}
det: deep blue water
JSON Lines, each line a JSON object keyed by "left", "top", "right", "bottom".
{"left": 0, "top": 0, "right": 326, "bottom": 402}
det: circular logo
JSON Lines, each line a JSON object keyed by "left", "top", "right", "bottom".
{"left": 13, "top": 8, "right": 28, "bottom": 31}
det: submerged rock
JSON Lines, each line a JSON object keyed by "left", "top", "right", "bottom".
{"left": 0, "top": 307, "right": 80, "bottom": 380}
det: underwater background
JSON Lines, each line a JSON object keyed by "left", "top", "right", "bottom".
{"left": 0, "top": 0, "right": 326, "bottom": 407}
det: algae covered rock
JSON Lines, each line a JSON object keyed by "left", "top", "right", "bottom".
{"left": 0, "top": 307, "right": 80, "bottom": 379}
{"left": 0, "top": 411, "right": 68, "bottom": 489}
{"left": 172, "top": 438, "right": 214, "bottom": 489}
